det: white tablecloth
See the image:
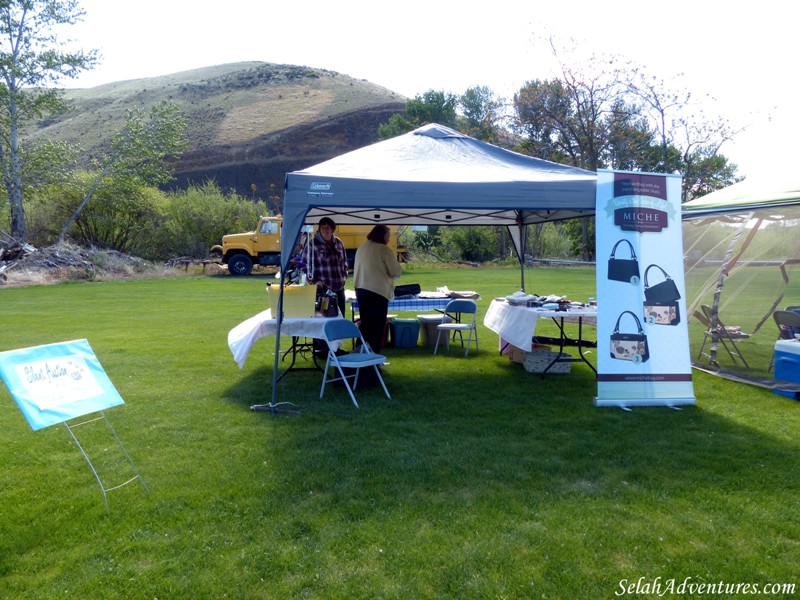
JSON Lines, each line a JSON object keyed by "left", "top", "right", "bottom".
{"left": 483, "top": 300, "right": 597, "bottom": 352}
{"left": 228, "top": 309, "right": 346, "bottom": 368}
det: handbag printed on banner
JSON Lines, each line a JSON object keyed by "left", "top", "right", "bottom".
{"left": 607, "top": 239, "right": 640, "bottom": 284}
{"left": 610, "top": 310, "right": 650, "bottom": 363}
{"left": 643, "top": 299, "right": 681, "bottom": 326}
{"left": 643, "top": 264, "right": 681, "bottom": 303}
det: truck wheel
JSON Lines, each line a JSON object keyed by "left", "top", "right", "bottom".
{"left": 228, "top": 254, "right": 253, "bottom": 276}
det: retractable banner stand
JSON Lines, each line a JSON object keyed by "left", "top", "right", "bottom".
{"left": 594, "top": 170, "right": 696, "bottom": 408}
{"left": 0, "top": 339, "right": 147, "bottom": 510}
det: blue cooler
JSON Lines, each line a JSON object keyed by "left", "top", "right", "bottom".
{"left": 773, "top": 339, "right": 800, "bottom": 399}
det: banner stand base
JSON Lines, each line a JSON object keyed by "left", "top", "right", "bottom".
{"left": 64, "top": 410, "right": 149, "bottom": 512}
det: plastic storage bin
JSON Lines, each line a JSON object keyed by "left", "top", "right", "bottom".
{"left": 417, "top": 314, "right": 447, "bottom": 346}
{"left": 773, "top": 339, "right": 800, "bottom": 399}
{"left": 389, "top": 318, "right": 420, "bottom": 348}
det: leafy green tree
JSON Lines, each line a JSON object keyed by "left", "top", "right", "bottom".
{"left": 439, "top": 226, "right": 499, "bottom": 263}
{"left": 150, "top": 182, "right": 268, "bottom": 259}
{"left": 377, "top": 113, "right": 415, "bottom": 139}
{"left": 57, "top": 102, "right": 188, "bottom": 244}
{"left": 378, "top": 90, "right": 458, "bottom": 139}
{"left": 512, "top": 79, "right": 574, "bottom": 163}
{"left": 458, "top": 85, "right": 502, "bottom": 142}
{"left": 407, "top": 90, "right": 458, "bottom": 128}
{"left": 0, "top": 0, "right": 98, "bottom": 241}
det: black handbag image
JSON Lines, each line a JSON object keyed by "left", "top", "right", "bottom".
{"left": 607, "top": 239, "right": 640, "bottom": 284}
{"left": 610, "top": 310, "right": 650, "bottom": 363}
{"left": 643, "top": 299, "right": 681, "bottom": 326}
{"left": 643, "top": 264, "right": 681, "bottom": 303}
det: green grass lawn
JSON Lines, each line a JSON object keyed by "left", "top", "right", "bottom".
{"left": 1, "top": 266, "right": 798, "bottom": 599}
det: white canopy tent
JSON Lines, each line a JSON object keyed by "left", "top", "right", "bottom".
{"left": 266, "top": 123, "right": 598, "bottom": 407}
{"left": 682, "top": 176, "right": 800, "bottom": 388}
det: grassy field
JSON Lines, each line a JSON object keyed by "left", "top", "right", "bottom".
{"left": 0, "top": 265, "right": 798, "bottom": 598}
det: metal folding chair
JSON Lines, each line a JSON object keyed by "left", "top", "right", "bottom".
{"left": 434, "top": 299, "right": 478, "bottom": 357}
{"left": 319, "top": 319, "right": 390, "bottom": 408}
{"left": 696, "top": 304, "right": 750, "bottom": 368}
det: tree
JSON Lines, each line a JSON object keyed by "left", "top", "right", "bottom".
{"left": 458, "top": 86, "right": 502, "bottom": 142}
{"left": 0, "top": 0, "right": 98, "bottom": 242}
{"left": 378, "top": 90, "right": 458, "bottom": 139}
{"left": 57, "top": 102, "right": 189, "bottom": 245}
{"left": 512, "top": 39, "right": 742, "bottom": 258}
{"left": 626, "top": 70, "right": 741, "bottom": 200}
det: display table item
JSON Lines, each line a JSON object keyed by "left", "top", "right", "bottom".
{"left": 228, "top": 309, "right": 344, "bottom": 380}
{"left": 484, "top": 299, "right": 597, "bottom": 374}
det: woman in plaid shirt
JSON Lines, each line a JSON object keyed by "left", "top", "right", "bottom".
{"left": 307, "top": 217, "right": 348, "bottom": 316}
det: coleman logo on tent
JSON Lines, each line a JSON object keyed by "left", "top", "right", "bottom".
{"left": 309, "top": 182, "right": 331, "bottom": 191}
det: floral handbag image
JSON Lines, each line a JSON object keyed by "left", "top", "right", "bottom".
{"left": 643, "top": 299, "right": 681, "bottom": 326}
{"left": 607, "top": 239, "right": 640, "bottom": 284}
{"left": 610, "top": 310, "right": 650, "bottom": 363}
{"left": 642, "top": 264, "right": 681, "bottom": 325}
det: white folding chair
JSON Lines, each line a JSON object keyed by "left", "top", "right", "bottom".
{"left": 319, "top": 319, "right": 390, "bottom": 408}
{"left": 434, "top": 299, "right": 478, "bottom": 357}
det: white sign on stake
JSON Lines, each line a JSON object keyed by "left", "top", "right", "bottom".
{"left": 0, "top": 339, "right": 124, "bottom": 430}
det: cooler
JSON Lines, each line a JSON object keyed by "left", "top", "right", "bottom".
{"left": 389, "top": 318, "right": 420, "bottom": 348}
{"left": 773, "top": 339, "right": 800, "bottom": 399}
{"left": 417, "top": 314, "right": 447, "bottom": 346}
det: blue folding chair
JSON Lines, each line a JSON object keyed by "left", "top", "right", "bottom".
{"left": 434, "top": 299, "right": 479, "bottom": 357}
{"left": 319, "top": 319, "right": 390, "bottom": 408}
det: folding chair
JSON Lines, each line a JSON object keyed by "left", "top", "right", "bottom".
{"left": 434, "top": 299, "right": 478, "bottom": 357}
{"left": 769, "top": 310, "right": 800, "bottom": 370}
{"left": 319, "top": 319, "right": 390, "bottom": 408}
{"left": 696, "top": 304, "right": 751, "bottom": 368}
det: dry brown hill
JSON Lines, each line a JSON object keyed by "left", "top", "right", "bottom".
{"left": 29, "top": 61, "right": 407, "bottom": 200}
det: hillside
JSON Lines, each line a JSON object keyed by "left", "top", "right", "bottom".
{"left": 28, "top": 61, "right": 407, "bottom": 199}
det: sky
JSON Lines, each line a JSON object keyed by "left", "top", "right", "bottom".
{"left": 62, "top": 0, "right": 797, "bottom": 182}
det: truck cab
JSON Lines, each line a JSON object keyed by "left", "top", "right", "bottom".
{"left": 211, "top": 216, "right": 405, "bottom": 276}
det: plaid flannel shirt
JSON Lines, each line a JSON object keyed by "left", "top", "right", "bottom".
{"left": 307, "top": 233, "right": 348, "bottom": 291}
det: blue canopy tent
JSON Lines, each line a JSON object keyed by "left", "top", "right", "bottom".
{"left": 267, "top": 123, "right": 598, "bottom": 407}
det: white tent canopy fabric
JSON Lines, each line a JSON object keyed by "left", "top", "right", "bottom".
{"left": 280, "top": 123, "right": 597, "bottom": 269}
{"left": 682, "top": 175, "right": 800, "bottom": 219}
{"left": 682, "top": 175, "right": 800, "bottom": 390}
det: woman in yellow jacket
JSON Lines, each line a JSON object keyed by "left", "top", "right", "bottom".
{"left": 354, "top": 224, "right": 403, "bottom": 354}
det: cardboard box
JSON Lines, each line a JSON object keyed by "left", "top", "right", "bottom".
{"left": 507, "top": 345, "right": 526, "bottom": 363}
{"left": 773, "top": 339, "right": 800, "bottom": 399}
{"left": 267, "top": 284, "right": 316, "bottom": 318}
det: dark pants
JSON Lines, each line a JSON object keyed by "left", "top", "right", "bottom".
{"left": 355, "top": 288, "right": 389, "bottom": 353}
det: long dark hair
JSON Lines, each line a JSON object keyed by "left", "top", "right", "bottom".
{"left": 367, "top": 224, "right": 390, "bottom": 244}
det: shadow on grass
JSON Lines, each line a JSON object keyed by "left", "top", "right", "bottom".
{"left": 220, "top": 353, "right": 800, "bottom": 507}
